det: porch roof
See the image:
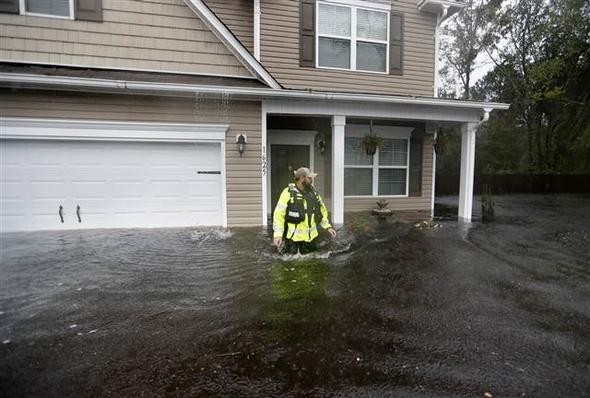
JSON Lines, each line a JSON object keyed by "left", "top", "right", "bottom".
{"left": 0, "top": 71, "right": 509, "bottom": 115}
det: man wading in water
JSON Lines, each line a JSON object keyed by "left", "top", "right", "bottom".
{"left": 273, "top": 167, "right": 337, "bottom": 254}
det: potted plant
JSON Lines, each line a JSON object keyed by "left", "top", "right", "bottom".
{"left": 361, "top": 133, "right": 384, "bottom": 156}
{"left": 372, "top": 199, "right": 392, "bottom": 217}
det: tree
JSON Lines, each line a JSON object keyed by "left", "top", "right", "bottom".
{"left": 439, "top": 0, "right": 590, "bottom": 176}
{"left": 439, "top": 0, "right": 500, "bottom": 100}
{"left": 482, "top": 0, "right": 590, "bottom": 172}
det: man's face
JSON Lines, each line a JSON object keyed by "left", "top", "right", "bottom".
{"left": 300, "top": 175, "right": 313, "bottom": 187}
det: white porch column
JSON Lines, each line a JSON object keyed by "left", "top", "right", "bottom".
{"left": 458, "top": 122, "right": 478, "bottom": 222}
{"left": 331, "top": 115, "right": 346, "bottom": 226}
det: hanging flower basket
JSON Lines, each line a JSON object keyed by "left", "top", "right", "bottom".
{"left": 361, "top": 133, "right": 384, "bottom": 156}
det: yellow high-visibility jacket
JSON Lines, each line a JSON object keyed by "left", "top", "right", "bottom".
{"left": 273, "top": 183, "right": 332, "bottom": 242}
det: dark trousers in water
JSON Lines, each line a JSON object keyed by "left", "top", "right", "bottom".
{"left": 283, "top": 239, "right": 317, "bottom": 255}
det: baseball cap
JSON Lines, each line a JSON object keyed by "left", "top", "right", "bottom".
{"left": 293, "top": 167, "right": 318, "bottom": 179}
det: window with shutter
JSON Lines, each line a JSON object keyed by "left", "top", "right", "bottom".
{"left": 21, "top": 0, "right": 73, "bottom": 18}
{"left": 316, "top": 1, "right": 390, "bottom": 74}
{"left": 4, "top": 0, "right": 102, "bottom": 21}
{"left": 344, "top": 135, "right": 410, "bottom": 197}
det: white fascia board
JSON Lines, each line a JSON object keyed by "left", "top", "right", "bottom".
{"left": 183, "top": 0, "right": 281, "bottom": 89}
{"left": 0, "top": 118, "right": 228, "bottom": 142}
{"left": 417, "top": 0, "right": 465, "bottom": 21}
{"left": 0, "top": 72, "right": 510, "bottom": 112}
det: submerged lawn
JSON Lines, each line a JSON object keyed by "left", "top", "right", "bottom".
{"left": 1, "top": 194, "right": 589, "bottom": 397}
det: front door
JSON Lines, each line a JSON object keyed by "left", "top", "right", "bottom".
{"left": 270, "top": 145, "right": 310, "bottom": 212}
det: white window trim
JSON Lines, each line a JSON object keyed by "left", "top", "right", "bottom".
{"left": 19, "top": 0, "right": 75, "bottom": 19}
{"left": 316, "top": 0, "right": 390, "bottom": 75}
{"left": 344, "top": 136, "right": 410, "bottom": 198}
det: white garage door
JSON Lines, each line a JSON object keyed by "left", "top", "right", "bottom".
{"left": 1, "top": 139, "right": 224, "bottom": 232}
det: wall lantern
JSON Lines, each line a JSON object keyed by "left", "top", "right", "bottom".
{"left": 236, "top": 134, "right": 247, "bottom": 157}
{"left": 317, "top": 138, "right": 326, "bottom": 155}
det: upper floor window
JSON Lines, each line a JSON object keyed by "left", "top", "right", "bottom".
{"left": 20, "top": 0, "right": 74, "bottom": 19}
{"left": 317, "top": 1, "right": 389, "bottom": 73}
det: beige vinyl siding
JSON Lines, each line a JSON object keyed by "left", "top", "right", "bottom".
{"left": 260, "top": 0, "right": 436, "bottom": 96}
{"left": 0, "top": 89, "right": 262, "bottom": 226}
{"left": 0, "top": 0, "right": 251, "bottom": 78}
{"left": 205, "top": 0, "right": 253, "bottom": 52}
{"left": 344, "top": 136, "right": 434, "bottom": 212}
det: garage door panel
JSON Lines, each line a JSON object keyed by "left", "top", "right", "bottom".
{"left": 1, "top": 182, "right": 25, "bottom": 200}
{"left": 1, "top": 139, "right": 224, "bottom": 232}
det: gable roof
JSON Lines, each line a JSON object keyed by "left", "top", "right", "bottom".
{"left": 183, "top": 0, "right": 281, "bottom": 89}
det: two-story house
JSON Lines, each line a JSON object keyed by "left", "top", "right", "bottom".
{"left": 0, "top": 0, "right": 508, "bottom": 232}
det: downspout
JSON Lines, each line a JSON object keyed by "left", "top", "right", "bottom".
{"left": 254, "top": 0, "right": 261, "bottom": 60}
{"left": 431, "top": 5, "right": 449, "bottom": 218}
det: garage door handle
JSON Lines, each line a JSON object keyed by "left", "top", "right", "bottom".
{"left": 197, "top": 171, "right": 221, "bottom": 175}
{"left": 58, "top": 205, "right": 64, "bottom": 223}
{"left": 76, "top": 205, "right": 82, "bottom": 223}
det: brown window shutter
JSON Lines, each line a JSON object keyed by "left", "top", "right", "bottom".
{"left": 409, "top": 134, "right": 423, "bottom": 197}
{"left": 0, "top": 0, "right": 19, "bottom": 14}
{"left": 389, "top": 13, "right": 403, "bottom": 75}
{"left": 300, "top": 0, "right": 316, "bottom": 68}
{"left": 75, "top": 0, "right": 102, "bottom": 22}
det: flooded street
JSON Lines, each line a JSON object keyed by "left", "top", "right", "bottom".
{"left": 1, "top": 194, "right": 589, "bottom": 397}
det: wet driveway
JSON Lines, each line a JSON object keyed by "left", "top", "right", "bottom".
{"left": 1, "top": 194, "right": 589, "bottom": 397}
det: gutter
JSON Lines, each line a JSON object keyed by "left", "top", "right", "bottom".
{"left": 0, "top": 72, "right": 510, "bottom": 111}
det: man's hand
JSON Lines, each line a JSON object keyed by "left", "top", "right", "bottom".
{"left": 327, "top": 228, "right": 337, "bottom": 239}
{"left": 273, "top": 237, "right": 283, "bottom": 248}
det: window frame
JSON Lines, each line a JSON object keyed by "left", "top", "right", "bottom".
{"left": 19, "top": 0, "right": 74, "bottom": 20}
{"left": 344, "top": 133, "right": 410, "bottom": 198}
{"left": 316, "top": 0, "right": 390, "bottom": 74}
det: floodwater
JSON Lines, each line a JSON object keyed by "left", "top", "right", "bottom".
{"left": 1, "top": 194, "right": 589, "bottom": 397}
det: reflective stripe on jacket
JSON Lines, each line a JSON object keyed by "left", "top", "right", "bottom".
{"left": 273, "top": 183, "right": 332, "bottom": 242}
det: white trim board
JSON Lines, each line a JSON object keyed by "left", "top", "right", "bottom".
{"left": 0, "top": 118, "right": 228, "bottom": 143}
{"left": 261, "top": 102, "right": 268, "bottom": 226}
{"left": 418, "top": 0, "right": 466, "bottom": 22}
{"left": 321, "top": 0, "right": 391, "bottom": 11}
{"left": 183, "top": 0, "right": 281, "bottom": 89}
{"left": 0, "top": 73, "right": 510, "bottom": 113}
{"left": 0, "top": 59, "right": 258, "bottom": 81}
{"left": 264, "top": 99, "right": 485, "bottom": 123}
